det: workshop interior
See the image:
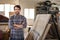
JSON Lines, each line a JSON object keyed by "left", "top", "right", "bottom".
{"left": 0, "top": 0, "right": 60, "bottom": 40}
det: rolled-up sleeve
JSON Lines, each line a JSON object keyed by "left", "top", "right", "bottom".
{"left": 9, "top": 17, "right": 14, "bottom": 29}
{"left": 23, "top": 17, "right": 27, "bottom": 28}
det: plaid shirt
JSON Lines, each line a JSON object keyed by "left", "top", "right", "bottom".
{"left": 9, "top": 14, "right": 27, "bottom": 39}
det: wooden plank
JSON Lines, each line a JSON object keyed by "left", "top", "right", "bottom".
{"left": 41, "top": 24, "right": 51, "bottom": 40}
{"left": 0, "top": 23, "right": 8, "bottom": 24}
{"left": 26, "top": 14, "right": 51, "bottom": 40}
{"left": 32, "top": 14, "right": 51, "bottom": 37}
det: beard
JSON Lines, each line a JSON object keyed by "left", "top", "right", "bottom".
{"left": 15, "top": 12, "right": 20, "bottom": 15}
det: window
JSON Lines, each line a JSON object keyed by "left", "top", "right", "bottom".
{"left": 5, "top": 4, "right": 14, "bottom": 18}
{"left": 10, "top": 5, "right": 15, "bottom": 12}
{"left": 24, "top": 8, "right": 34, "bottom": 19}
{"left": 5, "top": 4, "right": 10, "bottom": 18}
{"left": 0, "top": 4, "right": 4, "bottom": 11}
{"left": 0, "top": 4, "right": 15, "bottom": 18}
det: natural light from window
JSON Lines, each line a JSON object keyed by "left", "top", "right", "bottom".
{"left": 24, "top": 8, "right": 34, "bottom": 19}
{"left": 0, "top": 4, "right": 14, "bottom": 18}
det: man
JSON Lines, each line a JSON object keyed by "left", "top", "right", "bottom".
{"left": 9, "top": 5, "right": 27, "bottom": 40}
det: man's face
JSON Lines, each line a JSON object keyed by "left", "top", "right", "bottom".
{"left": 14, "top": 7, "right": 21, "bottom": 15}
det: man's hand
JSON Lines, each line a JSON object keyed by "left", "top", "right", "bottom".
{"left": 14, "top": 24, "right": 17, "bottom": 27}
{"left": 17, "top": 25, "right": 23, "bottom": 28}
{"left": 14, "top": 24, "right": 23, "bottom": 29}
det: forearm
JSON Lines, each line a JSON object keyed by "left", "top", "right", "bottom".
{"left": 13, "top": 24, "right": 23, "bottom": 29}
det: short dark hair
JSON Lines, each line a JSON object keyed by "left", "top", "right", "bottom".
{"left": 14, "top": 5, "right": 21, "bottom": 10}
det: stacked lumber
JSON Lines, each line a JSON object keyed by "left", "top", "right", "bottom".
{"left": 25, "top": 14, "right": 51, "bottom": 40}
